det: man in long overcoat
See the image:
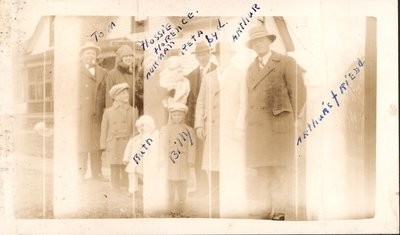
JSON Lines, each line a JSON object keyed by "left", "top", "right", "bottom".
{"left": 186, "top": 42, "right": 217, "bottom": 197}
{"left": 237, "top": 25, "right": 306, "bottom": 220}
{"left": 78, "top": 41, "right": 108, "bottom": 181}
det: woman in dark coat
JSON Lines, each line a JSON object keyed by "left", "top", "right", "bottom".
{"left": 106, "top": 44, "right": 136, "bottom": 108}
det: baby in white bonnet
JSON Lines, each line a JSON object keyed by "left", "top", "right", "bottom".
{"left": 159, "top": 56, "right": 190, "bottom": 108}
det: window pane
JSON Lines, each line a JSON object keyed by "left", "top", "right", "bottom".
{"left": 45, "top": 82, "right": 53, "bottom": 98}
{"left": 45, "top": 65, "right": 53, "bottom": 81}
{"left": 37, "top": 83, "right": 44, "bottom": 100}
{"left": 35, "top": 67, "right": 44, "bottom": 81}
{"left": 28, "top": 68, "right": 36, "bottom": 82}
{"left": 28, "top": 84, "right": 36, "bottom": 100}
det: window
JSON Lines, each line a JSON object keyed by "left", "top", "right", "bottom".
{"left": 131, "top": 16, "right": 147, "bottom": 33}
{"left": 26, "top": 64, "right": 54, "bottom": 112}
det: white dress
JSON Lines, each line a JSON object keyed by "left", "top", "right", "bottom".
{"left": 123, "top": 130, "right": 168, "bottom": 216}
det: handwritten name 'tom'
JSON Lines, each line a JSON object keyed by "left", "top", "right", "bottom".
{"left": 90, "top": 22, "right": 116, "bottom": 42}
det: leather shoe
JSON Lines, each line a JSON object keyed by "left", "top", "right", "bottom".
{"left": 271, "top": 212, "right": 285, "bottom": 221}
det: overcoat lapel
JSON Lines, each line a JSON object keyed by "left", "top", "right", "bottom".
{"left": 81, "top": 64, "right": 96, "bottom": 81}
{"left": 248, "top": 52, "right": 281, "bottom": 90}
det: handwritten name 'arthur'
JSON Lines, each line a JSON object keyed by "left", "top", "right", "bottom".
{"left": 232, "top": 3, "right": 261, "bottom": 43}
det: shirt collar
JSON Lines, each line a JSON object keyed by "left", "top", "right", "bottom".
{"left": 258, "top": 51, "right": 272, "bottom": 65}
{"left": 85, "top": 64, "right": 95, "bottom": 69}
{"left": 113, "top": 101, "right": 130, "bottom": 110}
{"left": 199, "top": 62, "right": 211, "bottom": 73}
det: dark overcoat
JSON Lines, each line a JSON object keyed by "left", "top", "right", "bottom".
{"left": 245, "top": 51, "right": 306, "bottom": 167}
{"left": 105, "top": 65, "right": 135, "bottom": 108}
{"left": 78, "top": 64, "right": 107, "bottom": 153}
{"left": 185, "top": 63, "right": 217, "bottom": 127}
{"left": 100, "top": 103, "right": 138, "bottom": 165}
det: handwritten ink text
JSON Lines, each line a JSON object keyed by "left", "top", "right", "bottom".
{"left": 296, "top": 58, "right": 366, "bottom": 146}
{"left": 90, "top": 21, "right": 116, "bottom": 42}
{"left": 232, "top": 3, "right": 261, "bottom": 43}
{"left": 180, "top": 18, "right": 228, "bottom": 55}
{"left": 143, "top": 12, "right": 198, "bottom": 80}
{"left": 132, "top": 138, "right": 153, "bottom": 164}
{"left": 169, "top": 128, "right": 193, "bottom": 164}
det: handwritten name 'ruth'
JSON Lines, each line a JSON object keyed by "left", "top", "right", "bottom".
{"left": 132, "top": 138, "right": 153, "bottom": 164}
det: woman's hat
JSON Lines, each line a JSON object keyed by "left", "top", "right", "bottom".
{"left": 109, "top": 83, "right": 130, "bottom": 99}
{"left": 246, "top": 25, "right": 276, "bottom": 48}
{"left": 191, "top": 41, "right": 211, "bottom": 54}
{"left": 116, "top": 44, "right": 134, "bottom": 58}
{"left": 80, "top": 41, "right": 101, "bottom": 55}
{"left": 168, "top": 102, "right": 188, "bottom": 113}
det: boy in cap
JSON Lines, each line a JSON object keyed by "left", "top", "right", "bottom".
{"left": 160, "top": 102, "right": 196, "bottom": 216}
{"left": 100, "top": 83, "right": 138, "bottom": 191}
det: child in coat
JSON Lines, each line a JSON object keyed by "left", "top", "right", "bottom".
{"left": 100, "top": 82, "right": 138, "bottom": 191}
{"left": 160, "top": 102, "right": 196, "bottom": 216}
{"left": 123, "top": 115, "right": 167, "bottom": 216}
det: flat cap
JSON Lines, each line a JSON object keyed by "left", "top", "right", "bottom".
{"left": 109, "top": 83, "right": 130, "bottom": 99}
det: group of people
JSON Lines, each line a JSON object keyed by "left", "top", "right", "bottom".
{"left": 77, "top": 42, "right": 139, "bottom": 187}
{"left": 77, "top": 23, "right": 306, "bottom": 220}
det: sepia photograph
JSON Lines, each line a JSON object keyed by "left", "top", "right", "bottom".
{"left": 0, "top": 0, "right": 398, "bottom": 234}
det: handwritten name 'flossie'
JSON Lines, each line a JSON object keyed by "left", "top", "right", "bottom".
{"left": 141, "top": 12, "right": 197, "bottom": 53}
{"left": 143, "top": 11, "right": 199, "bottom": 80}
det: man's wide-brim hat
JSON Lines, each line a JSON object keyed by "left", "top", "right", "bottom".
{"left": 109, "top": 83, "right": 130, "bottom": 99}
{"left": 246, "top": 25, "right": 276, "bottom": 48}
{"left": 191, "top": 41, "right": 211, "bottom": 54}
{"left": 80, "top": 41, "right": 101, "bottom": 55}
